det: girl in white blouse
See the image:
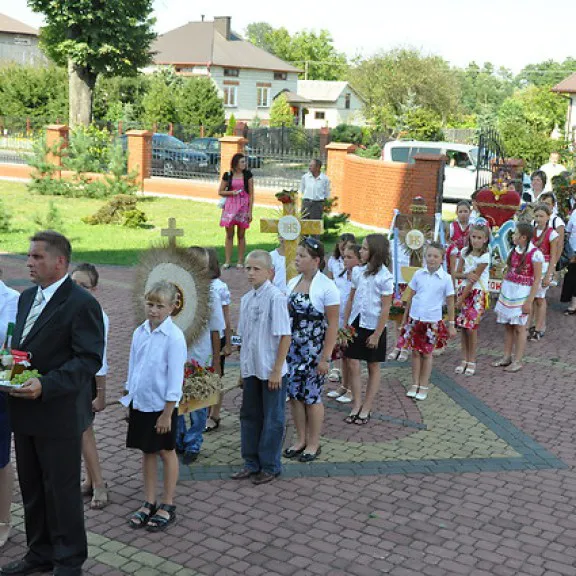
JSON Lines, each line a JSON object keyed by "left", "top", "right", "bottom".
{"left": 343, "top": 234, "right": 393, "bottom": 425}
{"left": 452, "top": 224, "right": 491, "bottom": 376}
{"left": 123, "top": 281, "right": 187, "bottom": 532}
{"left": 399, "top": 243, "right": 457, "bottom": 400}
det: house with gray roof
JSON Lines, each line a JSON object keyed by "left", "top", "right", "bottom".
{"left": 0, "top": 12, "right": 45, "bottom": 65}
{"left": 295, "top": 80, "right": 366, "bottom": 128}
{"left": 151, "top": 16, "right": 301, "bottom": 125}
{"left": 552, "top": 72, "right": 576, "bottom": 143}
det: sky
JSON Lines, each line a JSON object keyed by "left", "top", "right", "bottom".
{"left": 5, "top": 0, "right": 576, "bottom": 73}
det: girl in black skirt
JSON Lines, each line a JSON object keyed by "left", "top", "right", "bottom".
{"left": 122, "top": 281, "right": 187, "bottom": 532}
{"left": 343, "top": 234, "right": 393, "bottom": 425}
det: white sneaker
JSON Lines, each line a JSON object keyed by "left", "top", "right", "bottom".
{"left": 328, "top": 368, "right": 341, "bottom": 382}
{"left": 336, "top": 392, "right": 353, "bottom": 404}
{"left": 415, "top": 386, "right": 429, "bottom": 400}
{"left": 406, "top": 385, "right": 418, "bottom": 398}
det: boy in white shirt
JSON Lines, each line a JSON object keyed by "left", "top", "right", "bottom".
{"left": 231, "top": 251, "right": 291, "bottom": 485}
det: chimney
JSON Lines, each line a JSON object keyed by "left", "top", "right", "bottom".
{"left": 214, "top": 16, "right": 231, "bottom": 40}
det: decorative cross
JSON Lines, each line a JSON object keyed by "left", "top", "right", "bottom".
{"left": 161, "top": 217, "right": 184, "bottom": 248}
{"left": 260, "top": 194, "right": 324, "bottom": 281}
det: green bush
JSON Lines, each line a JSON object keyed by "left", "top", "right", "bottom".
{"left": 355, "top": 143, "right": 382, "bottom": 159}
{"left": 83, "top": 194, "right": 147, "bottom": 227}
{"left": 226, "top": 114, "right": 237, "bottom": 136}
{"left": 0, "top": 199, "right": 12, "bottom": 232}
{"left": 33, "top": 201, "right": 64, "bottom": 231}
{"left": 322, "top": 197, "right": 350, "bottom": 239}
{"left": 331, "top": 124, "right": 364, "bottom": 145}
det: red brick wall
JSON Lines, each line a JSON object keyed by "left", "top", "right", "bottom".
{"left": 327, "top": 145, "right": 444, "bottom": 229}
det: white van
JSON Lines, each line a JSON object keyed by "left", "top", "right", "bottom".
{"left": 382, "top": 140, "right": 489, "bottom": 201}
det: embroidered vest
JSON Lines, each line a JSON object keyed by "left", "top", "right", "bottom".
{"left": 505, "top": 248, "right": 537, "bottom": 286}
{"left": 450, "top": 221, "right": 470, "bottom": 250}
{"left": 533, "top": 227, "right": 553, "bottom": 262}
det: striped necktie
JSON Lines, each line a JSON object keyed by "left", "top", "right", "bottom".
{"left": 21, "top": 289, "right": 45, "bottom": 341}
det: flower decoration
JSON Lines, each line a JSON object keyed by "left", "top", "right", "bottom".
{"left": 275, "top": 189, "right": 298, "bottom": 204}
{"left": 331, "top": 326, "right": 357, "bottom": 360}
{"left": 181, "top": 360, "right": 222, "bottom": 402}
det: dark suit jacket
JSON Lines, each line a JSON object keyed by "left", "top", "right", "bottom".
{"left": 8, "top": 276, "right": 104, "bottom": 438}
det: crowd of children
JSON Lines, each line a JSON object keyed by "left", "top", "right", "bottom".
{"left": 66, "top": 188, "right": 574, "bottom": 533}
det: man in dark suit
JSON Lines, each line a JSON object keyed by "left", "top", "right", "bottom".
{"left": 1, "top": 231, "right": 104, "bottom": 576}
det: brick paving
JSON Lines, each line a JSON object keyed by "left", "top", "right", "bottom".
{"left": 1, "top": 253, "right": 576, "bottom": 575}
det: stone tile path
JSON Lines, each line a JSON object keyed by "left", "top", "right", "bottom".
{"left": 1, "top": 253, "right": 576, "bottom": 576}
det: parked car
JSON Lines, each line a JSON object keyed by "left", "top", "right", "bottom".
{"left": 381, "top": 140, "right": 491, "bottom": 202}
{"left": 189, "top": 137, "right": 262, "bottom": 170}
{"left": 120, "top": 133, "right": 210, "bottom": 178}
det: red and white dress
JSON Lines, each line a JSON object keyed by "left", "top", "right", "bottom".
{"left": 494, "top": 243, "right": 544, "bottom": 326}
{"left": 398, "top": 267, "right": 454, "bottom": 354}
{"left": 446, "top": 221, "right": 471, "bottom": 273}
{"left": 533, "top": 227, "right": 558, "bottom": 299}
{"left": 455, "top": 250, "right": 491, "bottom": 330}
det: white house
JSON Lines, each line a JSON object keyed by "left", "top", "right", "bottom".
{"left": 0, "top": 12, "right": 45, "bottom": 66}
{"left": 151, "top": 17, "right": 301, "bottom": 124}
{"left": 552, "top": 72, "right": 576, "bottom": 144}
{"left": 296, "top": 81, "right": 366, "bottom": 128}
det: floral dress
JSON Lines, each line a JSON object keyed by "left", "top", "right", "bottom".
{"left": 287, "top": 292, "right": 326, "bottom": 405}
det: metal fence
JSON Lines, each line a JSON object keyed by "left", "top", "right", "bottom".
{"left": 246, "top": 127, "right": 323, "bottom": 189}
{"left": 0, "top": 117, "right": 43, "bottom": 165}
{"left": 475, "top": 128, "right": 506, "bottom": 190}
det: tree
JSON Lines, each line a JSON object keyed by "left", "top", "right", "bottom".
{"left": 0, "top": 63, "right": 68, "bottom": 121}
{"left": 28, "top": 0, "right": 156, "bottom": 127}
{"left": 349, "top": 48, "right": 459, "bottom": 131}
{"left": 498, "top": 85, "right": 568, "bottom": 170}
{"left": 517, "top": 58, "right": 576, "bottom": 88}
{"left": 93, "top": 75, "right": 150, "bottom": 123}
{"left": 269, "top": 93, "right": 294, "bottom": 127}
{"left": 177, "top": 77, "right": 225, "bottom": 131}
{"left": 141, "top": 73, "right": 179, "bottom": 124}
{"left": 245, "top": 22, "right": 275, "bottom": 54}
{"left": 245, "top": 23, "right": 348, "bottom": 80}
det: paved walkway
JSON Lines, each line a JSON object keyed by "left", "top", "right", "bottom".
{"left": 1, "top": 253, "right": 576, "bottom": 576}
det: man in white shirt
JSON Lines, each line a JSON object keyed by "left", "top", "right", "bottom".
{"left": 540, "top": 152, "right": 567, "bottom": 192}
{"left": 300, "top": 159, "right": 331, "bottom": 221}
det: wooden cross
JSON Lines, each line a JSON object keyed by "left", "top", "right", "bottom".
{"left": 161, "top": 217, "right": 184, "bottom": 248}
{"left": 260, "top": 197, "right": 323, "bottom": 281}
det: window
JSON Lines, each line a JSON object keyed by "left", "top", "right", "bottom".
{"left": 223, "top": 86, "right": 237, "bottom": 107}
{"left": 257, "top": 87, "right": 271, "bottom": 108}
{"left": 345, "top": 93, "right": 351, "bottom": 109}
{"left": 274, "top": 72, "right": 287, "bottom": 81}
{"left": 390, "top": 147, "right": 410, "bottom": 163}
{"left": 224, "top": 68, "right": 239, "bottom": 77}
{"left": 314, "top": 111, "right": 325, "bottom": 120}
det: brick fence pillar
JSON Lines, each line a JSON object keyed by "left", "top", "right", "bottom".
{"left": 219, "top": 136, "right": 247, "bottom": 180}
{"left": 325, "top": 142, "right": 355, "bottom": 212}
{"left": 411, "top": 154, "right": 446, "bottom": 215}
{"left": 45, "top": 124, "right": 69, "bottom": 179}
{"left": 319, "top": 127, "right": 331, "bottom": 163}
{"left": 126, "top": 130, "right": 152, "bottom": 187}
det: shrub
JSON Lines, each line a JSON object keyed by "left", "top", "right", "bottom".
{"left": 322, "top": 197, "right": 350, "bottom": 239}
{"left": 226, "top": 114, "right": 237, "bottom": 136}
{"left": 33, "top": 201, "right": 64, "bottom": 231}
{"left": 331, "top": 124, "right": 364, "bottom": 145}
{"left": 0, "top": 199, "right": 12, "bottom": 232}
{"left": 83, "top": 194, "right": 147, "bottom": 227}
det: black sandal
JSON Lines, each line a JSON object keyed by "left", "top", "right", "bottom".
{"left": 204, "top": 417, "right": 221, "bottom": 432}
{"left": 344, "top": 412, "right": 359, "bottom": 424}
{"left": 355, "top": 413, "right": 371, "bottom": 426}
{"left": 128, "top": 501, "right": 156, "bottom": 529}
{"left": 146, "top": 503, "right": 176, "bottom": 532}
{"left": 564, "top": 308, "right": 576, "bottom": 316}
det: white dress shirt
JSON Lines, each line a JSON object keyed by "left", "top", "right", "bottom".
{"left": 35, "top": 274, "right": 69, "bottom": 314}
{"left": 188, "top": 285, "right": 225, "bottom": 367}
{"left": 270, "top": 249, "right": 287, "bottom": 294}
{"left": 408, "top": 267, "right": 455, "bottom": 322}
{"left": 238, "top": 280, "right": 291, "bottom": 380}
{"left": 300, "top": 172, "right": 331, "bottom": 201}
{"left": 212, "top": 278, "right": 231, "bottom": 338}
{"left": 349, "top": 265, "right": 394, "bottom": 330}
{"left": 460, "top": 251, "right": 491, "bottom": 291}
{"left": 327, "top": 256, "right": 344, "bottom": 278}
{"left": 96, "top": 310, "right": 109, "bottom": 377}
{"left": 566, "top": 211, "right": 576, "bottom": 252}
{"left": 121, "top": 316, "right": 187, "bottom": 412}
{"left": 0, "top": 281, "right": 19, "bottom": 346}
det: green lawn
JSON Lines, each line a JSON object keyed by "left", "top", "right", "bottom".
{"left": 0, "top": 181, "right": 368, "bottom": 266}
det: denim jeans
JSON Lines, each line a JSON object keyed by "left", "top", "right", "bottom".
{"left": 176, "top": 407, "right": 208, "bottom": 454}
{"left": 240, "top": 376, "right": 287, "bottom": 475}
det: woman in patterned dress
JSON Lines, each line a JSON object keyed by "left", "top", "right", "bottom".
{"left": 283, "top": 238, "right": 339, "bottom": 463}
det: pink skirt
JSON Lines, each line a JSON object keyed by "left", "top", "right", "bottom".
{"left": 398, "top": 317, "right": 449, "bottom": 355}
{"left": 456, "top": 287, "right": 487, "bottom": 331}
{"left": 220, "top": 191, "right": 250, "bottom": 229}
